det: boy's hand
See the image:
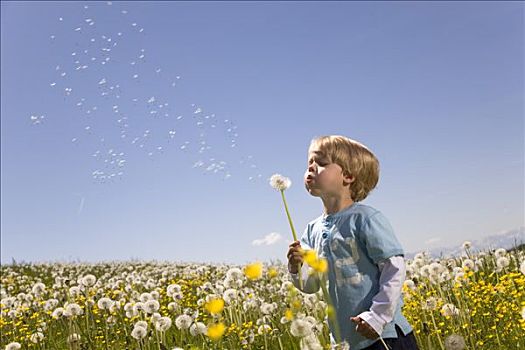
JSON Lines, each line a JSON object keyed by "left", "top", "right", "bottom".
{"left": 287, "top": 241, "right": 304, "bottom": 274}
{"left": 351, "top": 317, "right": 378, "bottom": 339}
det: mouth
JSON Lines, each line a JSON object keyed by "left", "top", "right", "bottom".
{"left": 305, "top": 175, "right": 315, "bottom": 184}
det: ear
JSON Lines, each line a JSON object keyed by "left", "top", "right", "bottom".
{"left": 342, "top": 171, "right": 354, "bottom": 185}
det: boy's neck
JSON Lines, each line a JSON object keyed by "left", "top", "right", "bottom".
{"left": 322, "top": 196, "right": 354, "bottom": 215}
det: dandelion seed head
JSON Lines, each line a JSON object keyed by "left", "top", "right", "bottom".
{"left": 131, "top": 326, "right": 146, "bottom": 340}
{"left": 270, "top": 174, "right": 291, "bottom": 191}
{"left": 290, "top": 318, "right": 313, "bottom": 338}
{"left": 190, "top": 321, "right": 207, "bottom": 336}
{"left": 175, "top": 314, "right": 192, "bottom": 330}
{"left": 444, "top": 334, "right": 466, "bottom": 350}
{"left": 5, "top": 342, "right": 21, "bottom": 350}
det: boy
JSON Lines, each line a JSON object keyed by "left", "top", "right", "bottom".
{"left": 287, "top": 135, "right": 418, "bottom": 350}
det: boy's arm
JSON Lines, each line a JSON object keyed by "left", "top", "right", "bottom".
{"left": 357, "top": 255, "right": 405, "bottom": 336}
{"left": 288, "top": 224, "right": 321, "bottom": 294}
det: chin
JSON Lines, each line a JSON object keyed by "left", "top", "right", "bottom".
{"left": 306, "top": 187, "right": 321, "bottom": 197}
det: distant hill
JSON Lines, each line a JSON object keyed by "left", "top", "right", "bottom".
{"left": 407, "top": 226, "right": 525, "bottom": 259}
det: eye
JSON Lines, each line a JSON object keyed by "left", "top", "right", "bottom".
{"left": 316, "top": 158, "right": 328, "bottom": 166}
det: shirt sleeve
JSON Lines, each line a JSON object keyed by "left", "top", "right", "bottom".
{"left": 357, "top": 255, "right": 406, "bottom": 336}
{"left": 359, "top": 211, "right": 404, "bottom": 264}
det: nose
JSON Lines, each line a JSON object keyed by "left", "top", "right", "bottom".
{"left": 308, "top": 162, "right": 316, "bottom": 172}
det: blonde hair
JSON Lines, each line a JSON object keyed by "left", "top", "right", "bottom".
{"left": 309, "top": 135, "right": 379, "bottom": 202}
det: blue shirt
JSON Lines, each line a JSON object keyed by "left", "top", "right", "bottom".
{"left": 298, "top": 203, "right": 413, "bottom": 350}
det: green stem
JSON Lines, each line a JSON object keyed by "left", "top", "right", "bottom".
{"left": 319, "top": 274, "right": 342, "bottom": 344}
{"left": 280, "top": 190, "right": 303, "bottom": 289}
{"left": 280, "top": 190, "right": 297, "bottom": 241}
{"left": 429, "top": 312, "right": 445, "bottom": 350}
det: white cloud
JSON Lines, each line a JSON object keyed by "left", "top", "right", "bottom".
{"left": 252, "top": 232, "right": 282, "bottom": 246}
{"left": 425, "top": 237, "right": 442, "bottom": 245}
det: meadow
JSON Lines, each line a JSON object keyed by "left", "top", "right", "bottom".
{"left": 1, "top": 244, "right": 524, "bottom": 350}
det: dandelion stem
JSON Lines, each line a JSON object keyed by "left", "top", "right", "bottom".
{"left": 155, "top": 329, "right": 161, "bottom": 350}
{"left": 379, "top": 337, "right": 391, "bottom": 350}
{"left": 280, "top": 190, "right": 303, "bottom": 289}
{"left": 319, "top": 274, "right": 342, "bottom": 344}
{"left": 280, "top": 190, "right": 297, "bottom": 241}
{"left": 278, "top": 336, "right": 284, "bottom": 350}
{"left": 429, "top": 312, "right": 445, "bottom": 350}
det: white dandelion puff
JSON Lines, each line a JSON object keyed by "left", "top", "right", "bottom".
{"left": 496, "top": 256, "right": 510, "bottom": 271}
{"left": 31, "top": 282, "right": 46, "bottom": 295}
{"left": 97, "top": 297, "right": 114, "bottom": 311}
{"left": 30, "top": 332, "right": 45, "bottom": 343}
{"left": 461, "top": 259, "right": 475, "bottom": 270}
{"left": 154, "top": 316, "right": 172, "bottom": 332}
{"left": 440, "top": 303, "right": 460, "bottom": 317}
{"left": 422, "top": 297, "right": 439, "bottom": 310}
{"left": 5, "top": 342, "right": 21, "bottom": 350}
{"left": 290, "top": 318, "right": 313, "bottom": 338}
{"left": 270, "top": 174, "right": 291, "bottom": 191}
{"left": 444, "top": 334, "right": 466, "bottom": 350}
{"left": 175, "top": 314, "right": 192, "bottom": 330}
{"left": 144, "top": 299, "right": 160, "bottom": 314}
{"left": 494, "top": 248, "right": 507, "bottom": 258}
{"left": 134, "top": 320, "right": 148, "bottom": 330}
{"left": 65, "top": 303, "right": 83, "bottom": 316}
{"left": 131, "top": 326, "right": 147, "bottom": 340}
{"left": 51, "top": 307, "right": 65, "bottom": 319}
{"left": 190, "top": 322, "right": 207, "bottom": 336}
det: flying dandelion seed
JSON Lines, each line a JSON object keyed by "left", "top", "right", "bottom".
{"left": 30, "top": 2, "right": 262, "bottom": 185}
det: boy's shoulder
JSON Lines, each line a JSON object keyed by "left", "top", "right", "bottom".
{"left": 307, "top": 203, "right": 383, "bottom": 227}
{"left": 347, "top": 202, "right": 382, "bottom": 219}
{"left": 306, "top": 214, "right": 325, "bottom": 227}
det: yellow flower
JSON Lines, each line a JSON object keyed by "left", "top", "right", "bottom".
{"left": 312, "top": 258, "right": 328, "bottom": 273}
{"left": 292, "top": 299, "right": 302, "bottom": 310}
{"left": 244, "top": 262, "right": 263, "bottom": 280}
{"left": 285, "top": 309, "right": 293, "bottom": 321}
{"left": 205, "top": 298, "right": 224, "bottom": 315}
{"left": 207, "top": 322, "right": 226, "bottom": 341}
{"left": 303, "top": 249, "right": 328, "bottom": 273}
{"left": 327, "top": 305, "right": 335, "bottom": 318}
{"left": 303, "top": 250, "right": 317, "bottom": 265}
{"left": 268, "top": 267, "right": 278, "bottom": 278}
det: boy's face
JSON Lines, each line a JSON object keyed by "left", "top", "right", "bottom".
{"left": 304, "top": 146, "right": 353, "bottom": 198}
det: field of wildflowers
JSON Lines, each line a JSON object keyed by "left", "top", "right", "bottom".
{"left": 1, "top": 244, "right": 524, "bottom": 350}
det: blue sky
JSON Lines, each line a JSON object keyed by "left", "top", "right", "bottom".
{"left": 1, "top": 1, "right": 523, "bottom": 265}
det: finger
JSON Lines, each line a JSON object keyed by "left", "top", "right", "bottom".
{"left": 288, "top": 255, "right": 303, "bottom": 263}
{"left": 290, "top": 248, "right": 302, "bottom": 254}
{"left": 287, "top": 251, "right": 303, "bottom": 259}
{"left": 286, "top": 247, "right": 300, "bottom": 256}
{"left": 365, "top": 330, "right": 378, "bottom": 339}
{"left": 287, "top": 249, "right": 302, "bottom": 258}
{"left": 356, "top": 325, "right": 373, "bottom": 339}
{"left": 364, "top": 332, "right": 375, "bottom": 339}
{"left": 362, "top": 326, "right": 377, "bottom": 339}
{"left": 289, "top": 241, "right": 301, "bottom": 248}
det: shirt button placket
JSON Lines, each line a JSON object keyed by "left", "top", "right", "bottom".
{"left": 321, "top": 217, "right": 332, "bottom": 255}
